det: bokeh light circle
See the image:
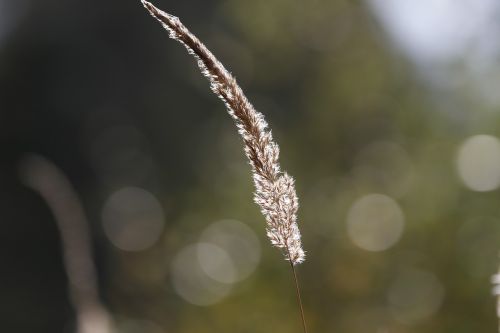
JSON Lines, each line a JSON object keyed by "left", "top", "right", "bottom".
{"left": 388, "top": 268, "right": 445, "bottom": 324}
{"left": 102, "top": 187, "right": 165, "bottom": 251}
{"left": 346, "top": 194, "right": 405, "bottom": 251}
{"left": 457, "top": 134, "right": 500, "bottom": 191}
{"left": 200, "top": 219, "right": 261, "bottom": 283}
{"left": 197, "top": 242, "right": 237, "bottom": 284}
{"left": 171, "top": 243, "right": 233, "bottom": 306}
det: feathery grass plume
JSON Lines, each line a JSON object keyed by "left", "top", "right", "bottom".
{"left": 140, "top": 0, "right": 305, "bottom": 265}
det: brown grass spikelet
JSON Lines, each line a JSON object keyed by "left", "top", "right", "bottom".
{"left": 140, "top": 0, "right": 305, "bottom": 265}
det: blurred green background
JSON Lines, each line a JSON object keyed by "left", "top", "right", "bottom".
{"left": 2, "top": 0, "right": 500, "bottom": 332}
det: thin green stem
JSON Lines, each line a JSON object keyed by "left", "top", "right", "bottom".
{"left": 287, "top": 251, "right": 308, "bottom": 333}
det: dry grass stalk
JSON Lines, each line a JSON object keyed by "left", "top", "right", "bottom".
{"left": 19, "top": 154, "right": 113, "bottom": 333}
{"left": 140, "top": 0, "right": 305, "bottom": 266}
{"left": 141, "top": 2, "right": 307, "bottom": 331}
{"left": 492, "top": 266, "right": 500, "bottom": 332}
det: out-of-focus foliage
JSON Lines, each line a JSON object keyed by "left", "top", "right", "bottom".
{"left": 1, "top": 0, "right": 500, "bottom": 332}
